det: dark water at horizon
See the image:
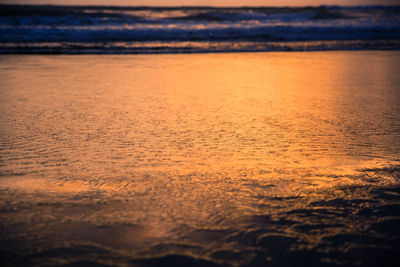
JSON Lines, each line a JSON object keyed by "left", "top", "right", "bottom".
{"left": 0, "top": 51, "right": 400, "bottom": 266}
{"left": 0, "top": 5, "right": 400, "bottom": 54}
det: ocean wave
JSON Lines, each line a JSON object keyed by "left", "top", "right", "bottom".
{"left": 0, "top": 5, "right": 399, "bottom": 53}
{"left": 1, "top": 40, "right": 399, "bottom": 54}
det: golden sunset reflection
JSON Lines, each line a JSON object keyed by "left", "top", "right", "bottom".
{"left": 1, "top": 52, "right": 399, "bottom": 200}
{"left": 1, "top": 51, "right": 400, "bottom": 266}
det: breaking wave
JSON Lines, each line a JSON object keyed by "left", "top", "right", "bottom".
{"left": 0, "top": 5, "right": 399, "bottom": 53}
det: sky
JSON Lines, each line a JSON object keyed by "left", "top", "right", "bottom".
{"left": 1, "top": 0, "right": 399, "bottom": 6}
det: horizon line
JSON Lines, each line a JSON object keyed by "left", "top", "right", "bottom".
{"left": 1, "top": 3, "right": 399, "bottom": 8}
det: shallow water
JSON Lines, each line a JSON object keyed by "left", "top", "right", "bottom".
{"left": 0, "top": 51, "right": 400, "bottom": 266}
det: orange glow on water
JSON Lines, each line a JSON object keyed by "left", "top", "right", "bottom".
{"left": 0, "top": 52, "right": 399, "bottom": 266}
{"left": 1, "top": 52, "right": 398, "bottom": 196}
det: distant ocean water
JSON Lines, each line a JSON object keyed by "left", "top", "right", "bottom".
{"left": 0, "top": 5, "right": 400, "bottom": 53}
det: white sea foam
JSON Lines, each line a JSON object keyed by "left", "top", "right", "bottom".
{"left": 0, "top": 5, "right": 399, "bottom": 53}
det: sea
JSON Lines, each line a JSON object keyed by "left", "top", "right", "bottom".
{"left": 0, "top": 5, "right": 399, "bottom": 53}
{"left": 0, "top": 4, "right": 400, "bottom": 267}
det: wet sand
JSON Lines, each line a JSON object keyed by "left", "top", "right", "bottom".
{"left": 0, "top": 51, "right": 400, "bottom": 266}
